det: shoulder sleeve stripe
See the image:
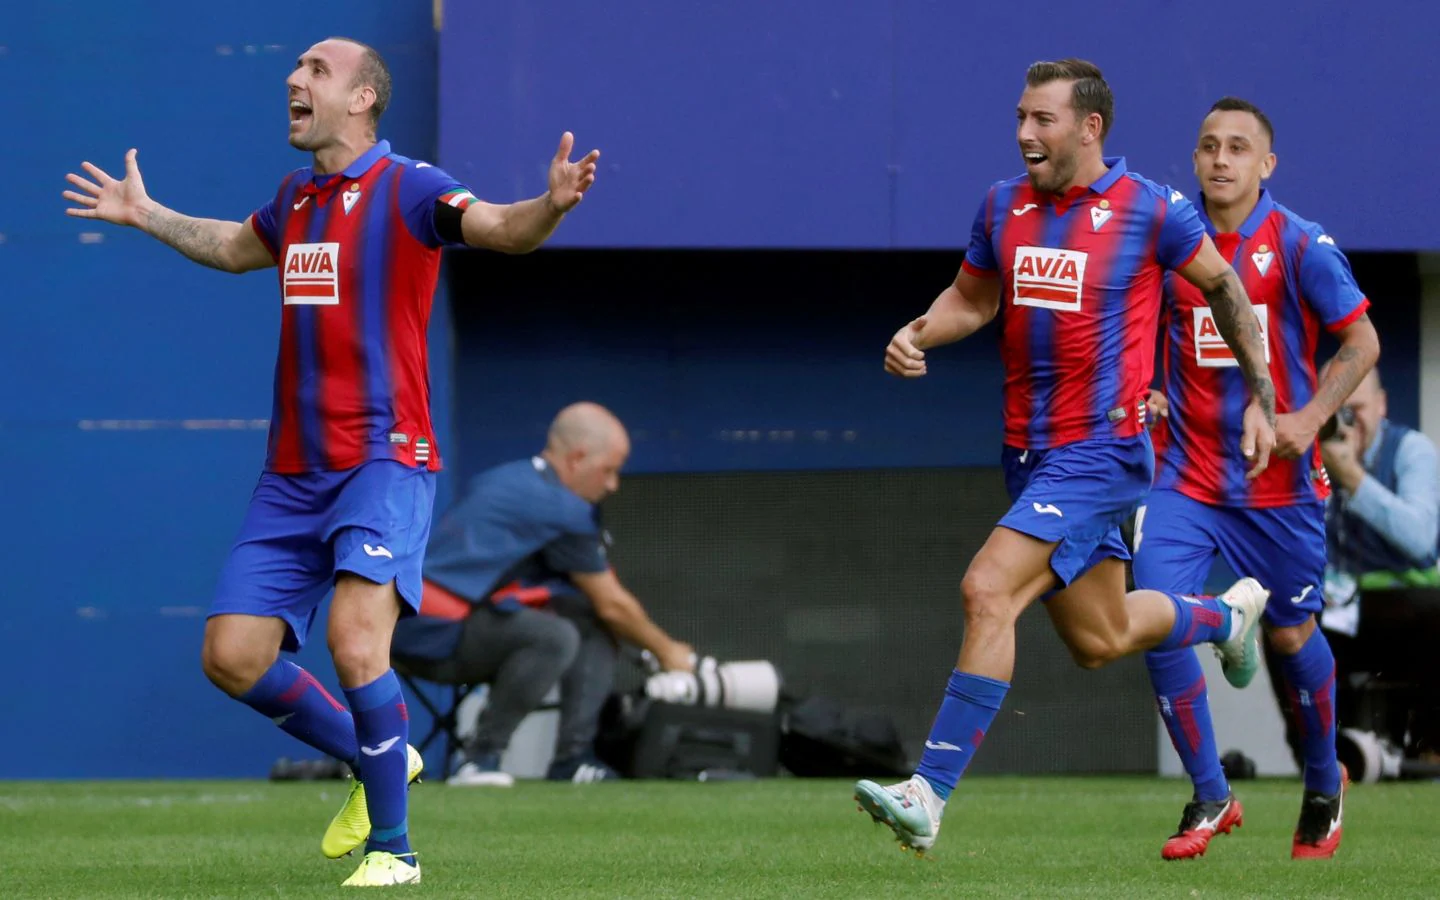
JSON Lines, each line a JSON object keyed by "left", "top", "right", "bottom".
{"left": 439, "top": 188, "right": 479, "bottom": 210}
{"left": 1326, "top": 298, "right": 1371, "bottom": 333}
{"left": 249, "top": 214, "right": 277, "bottom": 259}
{"left": 961, "top": 259, "right": 998, "bottom": 279}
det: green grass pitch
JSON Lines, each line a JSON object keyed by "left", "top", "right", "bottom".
{"left": 6, "top": 776, "right": 1438, "bottom": 898}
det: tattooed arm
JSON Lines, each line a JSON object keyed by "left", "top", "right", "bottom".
{"left": 64, "top": 149, "right": 273, "bottom": 273}
{"left": 1314, "top": 319, "right": 1381, "bottom": 417}
{"left": 1198, "top": 265, "right": 1276, "bottom": 416}
{"left": 1275, "top": 316, "right": 1381, "bottom": 458}
{"left": 1281, "top": 229, "right": 1382, "bottom": 458}
{"left": 140, "top": 206, "right": 272, "bottom": 273}
{"left": 1178, "top": 235, "right": 1277, "bottom": 478}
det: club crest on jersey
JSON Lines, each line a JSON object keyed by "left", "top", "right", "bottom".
{"left": 1013, "top": 246, "right": 1087, "bottom": 311}
{"left": 1192, "top": 304, "right": 1270, "bottom": 367}
{"left": 342, "top": 183, "right": 362, "bottom": 215}
{"left": 1089, "top": 199, "right": 1113, "bottom": 232}
{"left": 283, "top": 242, "right": 340, "bottom": 305}
{"left": 1251, "top": 243, "right": 1275, "bottom": 277}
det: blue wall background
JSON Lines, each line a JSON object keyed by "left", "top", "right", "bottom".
{"left": 441, "top": 0, "right": 1439, "bottom": 251}
{"left": 0, "top": 0, "right": 1428, "bottom": 777}
{"left": 0, "top": 1, "right": 450, "bottom": 777}
{"left": 445, "top": 250, "right": 1421, "bottom": 483}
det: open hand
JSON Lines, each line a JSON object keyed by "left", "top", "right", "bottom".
{"left": 547, "top": 132, "right": 600, "bottom": 212}
{"left": 64, "top": 149, "right": 152, "bottom": 228}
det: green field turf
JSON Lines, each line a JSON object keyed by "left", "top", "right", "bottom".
{"left": 5, "top": 776, "right": 1438, "bottom": 898}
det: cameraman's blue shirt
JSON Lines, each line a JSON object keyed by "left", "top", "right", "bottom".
{"left": 1345, "top": 420, "right": 1440, "bottom": 567}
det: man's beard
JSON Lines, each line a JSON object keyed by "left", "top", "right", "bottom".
{"left": 1028, "top": 152, "right": 1078, "bottom": 194}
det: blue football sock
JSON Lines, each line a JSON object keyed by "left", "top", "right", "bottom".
{"left": 345, "top": 670, "right": 412, "bottom": 860}
{"left": 914, "top": 670, "right": 1009, "bottom": 801}
{"left": 1146, "top": 647, "right": 1229, "bottom": 802}
{"left": 1277, "top": 629, "right": 1342, "bottom": 796}
{"left": 1154, "top": 592, "right": 1234, "bottom": 651}
{"left": 239, "top": 660, "right": 357, "bottom": 765}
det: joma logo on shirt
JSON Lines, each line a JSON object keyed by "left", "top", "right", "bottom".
{"left": 1013, "top": 247, "right": 1087, "bottom": 311}
{"left": 283, "top": 242, "right": 340, "bottom": 305}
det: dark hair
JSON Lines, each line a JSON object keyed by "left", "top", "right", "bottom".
{"left": 330, "top": 37, "right": 391, "bottom": 129}
{"left": 1208, "top": 96, "right": 1275, "bottom": 147}
{"left": 1025, "top": 58, "right": 1114, "bottom": 140}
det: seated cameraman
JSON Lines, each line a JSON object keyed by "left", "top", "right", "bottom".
{"left": 1267, "top": 368, "right": 1440, "bottom": 763}
{"left": 392, "top": 402, "right": 695, "bottom": 785}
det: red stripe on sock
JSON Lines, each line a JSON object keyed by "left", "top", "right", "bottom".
{"left": 312, "top": 678, "right": 349, "bottom": 713}
{"left": 276, "top": 670, "right": 309, "bottom": 705}
{"left": 278, "top": 668, "right": 348, "bottom": 713}
{"left": 1315, "top": 665, "right": 1336, "bottom": 737}
{"left": 1174, "top": 680, "right": 1207, "bottom": 754}
{"left": 1181, "top": 618, "right": 1200, "bottom": 646}
{"left": 1195, "top": 608, "right": 1223, "bottom": 629}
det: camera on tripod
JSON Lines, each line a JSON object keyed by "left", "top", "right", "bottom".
{"left": 1319, "top": 405, "right": 1357, "bottom": 442}
{"left": 596, "top": 650, "right": 786, "bottom": 781}
{"left": 639, "top": 650, "right": 782, "bottom": 714}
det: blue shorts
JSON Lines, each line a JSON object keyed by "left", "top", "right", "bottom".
{"left": 1131, "top": 488, "right": 1325, "bottom": 628}
{"left": 210, "top": 460, "right": 436, "bottom": 651}
{"left": 998, "top": 433, "right": 1154, "bottom": 588}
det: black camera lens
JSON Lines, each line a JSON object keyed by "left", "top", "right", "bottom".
{"left": 1320, "top": 406, "right": 1357, "bottom": 442}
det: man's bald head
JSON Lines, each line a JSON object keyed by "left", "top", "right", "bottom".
{"left": 546, "top": 402, "right": 628, "bottom": 454}
{"left": 326, "top": 36, "right": 391, "bottom": 129}
{"left": 543, "top": 403, "right": 630, "bottom": 502}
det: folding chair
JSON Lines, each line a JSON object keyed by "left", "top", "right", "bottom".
{"left": 394, "top": 668, "right": 486, "bottom": 780}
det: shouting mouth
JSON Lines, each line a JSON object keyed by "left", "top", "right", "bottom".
{"left": 289, "top": 99, "right": 313, "bottom": 129}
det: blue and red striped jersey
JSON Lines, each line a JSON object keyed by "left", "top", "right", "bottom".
{"left": 1153, "top": 190, "right": 1369, "bottom": 507}
{"left": 962, "top": 157, "right": 1206, "bottom": 450}
{"left": 250, "top": 140, "right": 478, "bottom": 473}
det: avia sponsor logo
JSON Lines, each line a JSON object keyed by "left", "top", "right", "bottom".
{"left": 283, "top": 242, "right": 340, "bottom": 305}
{"left": 1012, "top": 246, "right": 1087, "bottom": 311}
{"left": 1192, "top": 304, "right": 1270, "bottom": 368}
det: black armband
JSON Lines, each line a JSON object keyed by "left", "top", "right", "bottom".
{"left": 434, "top": 199, "right": 466, "bottom": 245}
